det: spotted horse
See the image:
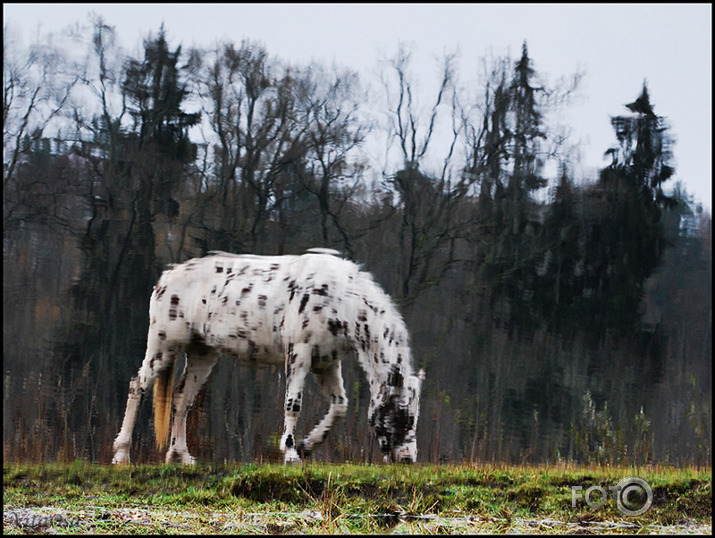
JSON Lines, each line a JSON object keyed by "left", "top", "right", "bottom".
{"left": 112, "top": 249, "right": 425, "bottom": 465}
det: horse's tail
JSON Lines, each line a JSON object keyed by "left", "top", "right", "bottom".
{"left": 153, "top": 361, "right": 176, "bottom": 450}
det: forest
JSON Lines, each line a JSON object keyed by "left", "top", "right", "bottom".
{"left": 3, "top": 17, "right": 711, "bottom": 467}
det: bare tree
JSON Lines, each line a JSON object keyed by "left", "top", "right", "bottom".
{"left": 381, "top": 44, "right": 457, "bottom": 169}
{"left": 3, "top": 23, "right": 81, "bottom": 232}
{"left": 288, "top": 63, "right": 367, "bottom": 256}
{"left": 194, "top": 40, "right": 311, "bottom": 252}
{"left": 378, "top": 45, "right": 467, "bottom": 302}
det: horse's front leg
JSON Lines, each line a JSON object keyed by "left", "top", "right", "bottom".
{"left": 281, "top": 343, "right": 310, "bottom": 464}
{"left": 298, "top": 361, "right": 348, "bottom": 458}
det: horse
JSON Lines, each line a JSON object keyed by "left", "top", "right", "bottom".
{"left": 112, "top": 249, "right": 425, "bottom": 464}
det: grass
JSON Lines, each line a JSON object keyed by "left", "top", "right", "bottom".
{"left": 3, "top": 460, "right": 712, "bottom": 534}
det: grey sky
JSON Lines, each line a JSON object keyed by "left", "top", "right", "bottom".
{"left": 4, "top": 3, "right": 712, "bottom": 209}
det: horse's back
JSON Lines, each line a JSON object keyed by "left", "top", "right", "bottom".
{"left": 147, "top": 252, "right": 365, "bottom": 362}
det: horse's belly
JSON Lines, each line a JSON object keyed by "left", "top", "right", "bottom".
{"left": 202, "top": 322, "right": 284, "bottom": 364}
{"left": 225, "top": 342, "right": 285, "bottom": 365}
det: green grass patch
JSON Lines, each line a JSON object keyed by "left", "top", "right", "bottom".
{"left": 3, "top": 461, "right": 711, "bottom": 534}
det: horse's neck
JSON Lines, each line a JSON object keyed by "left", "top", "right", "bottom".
{"left": 364, "top": 348, "right": 412, "bottom": 399}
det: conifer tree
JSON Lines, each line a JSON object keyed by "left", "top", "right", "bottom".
{"left": 123, "top": 25, "right": 200, "bottom": 161}
{"left": 582, "top": 82, "right": 676, "bottom": 334}
{"left": 478, "top": 42, "right": 549, "bottom": 333}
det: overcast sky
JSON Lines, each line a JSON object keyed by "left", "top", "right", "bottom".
{"left": 4, "top": 3, "right": 712, "bottom": 209}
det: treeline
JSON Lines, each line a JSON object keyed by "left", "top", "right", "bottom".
{"left": 3, "top": 19, "right": 711, "bottom": 466}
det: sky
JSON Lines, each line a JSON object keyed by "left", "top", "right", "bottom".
{"left": 4, "top": 3, "right": 712, "bottom": 210}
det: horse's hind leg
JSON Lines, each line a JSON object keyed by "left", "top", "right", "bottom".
{"left": 165, "top": 352, "right": 218, "bottom": 464}
{"left": 112, "top": 374, "right": 145, "bottom": 464}
{"left": 298, "top": 361, "right": 348, "bottom": 459}
{"left": 112, "top": 341, "right": 177, "bottom": 464}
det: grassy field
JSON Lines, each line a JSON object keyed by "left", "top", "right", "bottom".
{"left": 3, "top": 461, "right": 711, "bottom": 534}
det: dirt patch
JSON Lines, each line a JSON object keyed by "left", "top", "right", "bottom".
{"left": 4, "top": 506, "right": 712, "bottom": 535}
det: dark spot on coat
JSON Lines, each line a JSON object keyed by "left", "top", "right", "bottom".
{"left": 169, "top": 295, "right": 180, "bottom": 320}
{"left": 327, "top": 319, "right": 347, "bottom": 337}
{"left": 155, "top": 286, "right": 167, "bottom": 300}
{"left": 299, "top": 293, "right": 310, "bottom": 314}
{"left": 287, "top": 280, "right": 298, "bottom": 302}
{"left": 312, "top": 284, "right": 329, "bottom": 296}
{"left": 327, "top": 319, "right": 340, "bottom": 336}
{"left": 285, "top": 397, "right": 301, "bottom": 413}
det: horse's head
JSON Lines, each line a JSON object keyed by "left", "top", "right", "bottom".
{"left": 370, "top": 367, "right": 425, "bottom": 463}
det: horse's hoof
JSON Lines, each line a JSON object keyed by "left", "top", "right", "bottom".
{"left": 112, "top": 452, "right": 130, "bottom": 464}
